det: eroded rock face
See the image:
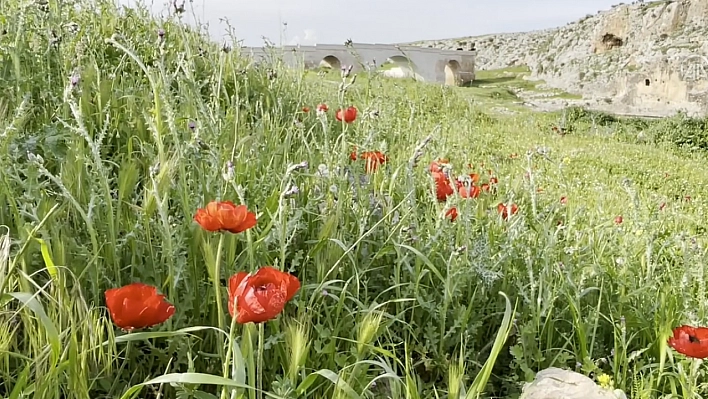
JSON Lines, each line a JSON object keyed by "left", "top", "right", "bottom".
{"left": 520, "top": 368, "right": 627, "bottom": 399}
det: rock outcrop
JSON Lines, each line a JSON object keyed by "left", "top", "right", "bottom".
{"left": 413, "top": 0, "right": 708, "bottom": 117}
{"left": 520, "top": 368, "right": 627, "bottom": 399}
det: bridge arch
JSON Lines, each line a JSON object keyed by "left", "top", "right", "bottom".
{"left": 444, "top": 60, "right": 461, "bottom": 86}
{"left": 319, "top": 55, "right": 341, "bottom": 70}
{"left": 382, "top": 55, "right": 421, "bottom": 81}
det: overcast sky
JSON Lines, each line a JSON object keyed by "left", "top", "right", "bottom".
{"left": 119, "top": 0, "right": 620, "bottom": 47}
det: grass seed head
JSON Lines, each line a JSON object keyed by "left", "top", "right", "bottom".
{"left": 285, "top": 322, "right": 310, "bottom": 382}
{"left": 357, "top": 311, "right": 384, "bottom": 356}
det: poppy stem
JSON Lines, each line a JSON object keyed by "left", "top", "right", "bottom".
{"left": 213, "top": 234, "right": 226, "bottom": 341}
{"left": 220, "top": 316, "right": 239, "bottom": 399}
{"left": 257, "top": 322, "right": 264, "bottom": 399}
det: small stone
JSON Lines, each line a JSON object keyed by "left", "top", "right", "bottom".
{"left": 520, "top": 368, "right": 627, "bottom": 399}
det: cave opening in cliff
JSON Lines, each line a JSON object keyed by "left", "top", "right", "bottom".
{"left": 601, "top": 33, "right": 624, "bottom": 49}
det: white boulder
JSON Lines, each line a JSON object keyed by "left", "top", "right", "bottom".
{"left": 520, "top": 367, "right": 627, "bottom": 399}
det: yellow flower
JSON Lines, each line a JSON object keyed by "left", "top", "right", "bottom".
{"left": 597, "top": 373, "right": 613, "bottom": 389}
{"left": 562, "top": 157, "right": 571, "bottom": 164}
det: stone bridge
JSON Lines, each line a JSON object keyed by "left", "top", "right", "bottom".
{"left": 243, "top": 43, "right": 476, "bottom": 86}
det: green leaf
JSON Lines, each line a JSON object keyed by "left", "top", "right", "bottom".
{"left": 296, "top": 369, "right": 361, "bottom": 399}
{"left": 102, "top": 326, "right": 227, "bottom": 346}
{"left": 230, "top": 337, "right": 247, "bottom": 386}
{"left": 8, "top": 292, "right": 61, "bottom": 367}
{"left": 117, "top": 373, "right": 285, "bottom": 399}
{"left": 465, "top": 291, "right": 516, "bottom": 399}
{"left": 9, "top": 363, "right": 31, "bottom": 399}
{"left": 193, "top": 391, "right": 218, "bottom": 399}
{"left": 295, "top": 373, "right": 319, "bottom": 396}
{"left": 35, "top": 238, "right": 57, "bottom": 278}
{"left": 1, "top": 203, "right": 59, "bottom": 294}
{"left": 395, "top": 243, "right": 445, "bottom": 283}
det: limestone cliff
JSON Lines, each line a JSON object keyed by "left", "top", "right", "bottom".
{"left": 413, "top": 0, "right": 708, "bottom": 116}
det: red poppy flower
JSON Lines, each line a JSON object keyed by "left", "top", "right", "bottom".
{"left": 669, "top": 325, "right": 708, "bottom": 359}
{"left": 429, "top": 159, "right": 449, "bottom": 174}
{"left": 194, "top": 201, "right": 257, "bottom": 234}
{"left": 458, "top": 184, "right": 481, "bottom": 199}
{"left": 497, "top": 203, "right": 518, "bottom": 219}
{"left": 432, "top": 172, "right": 455, "bottom": 202}
{"left": 349, "top": 146, "right": 359, "bottom": 161}
{"left": 469, "top": 173, "right": 480, "bottom": 183}
{"left": 105, "top": 283, "right": 175, "bottom": 331}
{"left": 359, "top": 151, "right": 388, "bottom": 173}
{"left": 446, "top": 207, "right": 458, "bottom": 222}
{"left": 227, "top": 267, "right": 301, "bottom": 324}
{"left": 560, "top": 196, "right": 567, "bottom": 205}
{"left": 302, "top": 107, "right": 310, "bottom": 113}
{"left": 316, "top": 103, "right": 328, "bottom": 113}
{"left": 335, "top": 106, "right": 358, "bottom": 123}
{"left": 614, "top": 215, "right": 623, "bottom": 224}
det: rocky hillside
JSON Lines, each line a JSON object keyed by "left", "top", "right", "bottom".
{"left": 414, "top": 0, "right": 708, "bottom": 117}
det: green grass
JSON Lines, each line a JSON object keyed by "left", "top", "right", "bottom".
{"left": 4, "top": 0, "right": 708, "bottom": 398}
{"left": 547, "top": 92, "right": 584, "bottom": 100}
{"left": 466, "top": 66, "right": 583, "bottom": 107}
{"left": 643, "top": 0, "right": 673, "bottom": 10}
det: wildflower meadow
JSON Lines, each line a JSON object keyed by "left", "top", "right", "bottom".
{"left": 5, "top": 1, "right": 708, "bottom": 398}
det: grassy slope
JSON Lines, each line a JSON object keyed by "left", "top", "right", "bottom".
{"left": 3, "top": 1, "right": 708, "bottom": 399}
{"left": 465, "top": 66, "right": 582, "bottom": 107}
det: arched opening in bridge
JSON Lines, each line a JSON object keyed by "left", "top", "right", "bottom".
{"left": 444, "top": 60, "right": 461, "bottom": 86}
{"left": 381, "top": 56, "right": 422, "bottom": 81}
{"left": 319, "top": 55, "right": 341, "bottom": 70}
